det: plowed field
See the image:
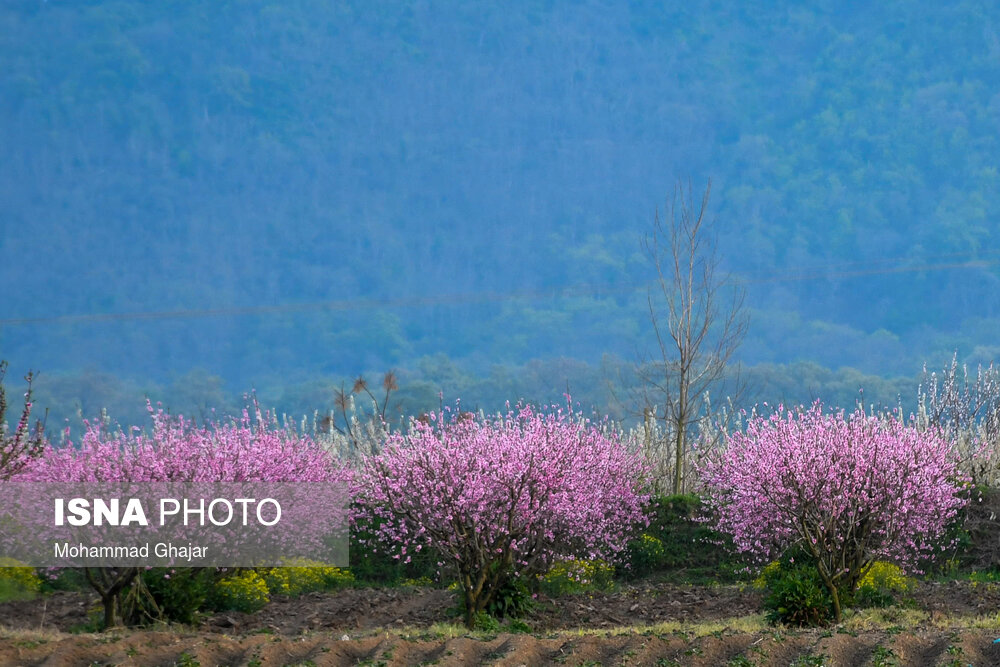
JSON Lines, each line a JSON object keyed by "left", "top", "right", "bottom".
{"left": 0, "top": 581, "right": 998, "bottom": 666}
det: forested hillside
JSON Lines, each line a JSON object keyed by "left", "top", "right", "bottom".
{"left": 1, "top": 0, "right": 998, "bottom": 424}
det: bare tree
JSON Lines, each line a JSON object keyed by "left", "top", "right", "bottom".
{"left": 916, "top": 355, "right": 1000, "bottom": 568}
{"left": 917, "top": 354, "right": 1000, "bottom": 485}
{"left": 640, "top": 179, "right": 748, "bottom": 494}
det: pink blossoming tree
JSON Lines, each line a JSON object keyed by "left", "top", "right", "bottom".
{"left": 699, "top": 403, "right": 966, "bottom": 621}
{"left": 17, "top": 402, "right": 350, "bottom": 628}
{"left": 0, "top": 361, "right": 45, "bottom": 480}
{"left": 355, "top": 404, "right": 649, "bottom": 627}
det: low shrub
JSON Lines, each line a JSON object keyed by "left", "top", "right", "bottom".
{"left": 0, "top": 559, "right": 41, "bottom": 601}
{"left": 443, "top": 576, "right": 533, "bottom": 622}
{"left": 626, "top": 534, "right": 666, "bottom": 578}
{"left": 485, "top": 576, "right": 533, "bottom": 619}
{"left": 142, "top": 568, "right": 215, "bottom": 624}
{"left": 471, "top": 610, "right": 501, "bottom": 632}
{"left": 538, "top": 559, "right": 615, "bottom": 595}
{"left": 211, "top": 570, "right": 270, "bottom": 613}
{"left": 941, "top": 485, "right": 996, "bottom": 572}
{"left": 762, "top": 563, "right": 834, "bottom": 627}
{"left": 260, "top": 563, "right": 354, "bottom": 597}
{"left": 115, "top": 563, "right": 355, "bottom": 624}
{"left": 400, "top": 576, "right": 433, "bottom": 587}
{"left": 752, "top": 560, "right": 783, "bottom": 590}
{"left": 508, "top": 618, "right": 532, "bottom": 633}
{"left": 623, "top": 494, "right": 741, "bottom": 582}
{"left": 758, "top": 555, "right": 915, "bottom": 620}
{"left": 850, "top": 561, "right": 913, "bottom": 609}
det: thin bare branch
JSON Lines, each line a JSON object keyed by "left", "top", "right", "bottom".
{"left": 638, "top": 179, "right": 749, "bottom": 493}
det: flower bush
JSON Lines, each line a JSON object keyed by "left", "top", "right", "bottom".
{"left": 700, "top": 403, "right": 966, "bottom": 622}
{"left": 355, "top": 403, "right": 648, "bottom": 627}
{"left": 625, "top": 534, "right": 667, "bottom": 578}
{"left": 212, "top": 570, "right": 270, "bottom": 613}
{"left": 538, "top": 558, "right": 615, "bottom": 595}
{"left": 19, "top": 401, "right": 344, "bottom": 483}
{"left": 15, "top": 401, "right": 351, "bottom": 628}
{"left": 260, "top": 563, "right": 354, "bottom": 596}
{"left": 0, "top": 558, "right": 41, "bottom": 601}
{"left": 852, "top": 560, "right": 913, "bottom": 608}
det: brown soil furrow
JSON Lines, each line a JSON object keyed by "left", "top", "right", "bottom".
{"left": 296, "top": 635, "right": 377, "bottom": 667}
{"left": 482, "top": 635, "right": 552, "bottom": 666}
{"left": 5, "top": 631, "right": 1000, "bottom": 667}
{"left": 213, "top": 637, "right": 277, "bottom": 667}
{"left": 948, "top": 630, "right": 1000, "bottom": 667}
{"left": 400, "top": 635, "right": 476, "bottom": 665}
{"left": 537, "top": 634, "right": 602, "bottom": 665}
{"left": 885, "top": 631, "right": 947, "bottom": 666}
{"left": 687, "top": 632, "right": 757, "bottom": 666}
{"left": 374, "top": 637, "right": 438, "bottom": 666}
{"left": 583, "top": 633, "right": 642, "bottom": 665}
{"left": 272, "top": 635, "right": 372, "bottom": 666}
{"left": 440, "top": 635, "right": 518, "bottom": 666}
{"left": 347, "top": 636, "right": 394, "bottom": 665}
{"left": 813, "top": 631, "right": 881, "bottom": 667}
{"left": 752, "top": 632, "right": 818, "bottom": 667}
{"left": 606, "top": 635, "right": 670, "bottom": 666}
{"left": 635, "top": 637, "right": 693, "bottom": 666}
{"left": 478, "top": 635, "right": 519, "bottom": 664}
{"left": 543, "top": 636, "right": 583, "bottom": 664}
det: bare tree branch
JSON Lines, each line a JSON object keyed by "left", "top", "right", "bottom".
{"left": 638, "top": 179, "right": 749, "bottom": 494}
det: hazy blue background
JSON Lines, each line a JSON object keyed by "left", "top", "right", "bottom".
{"left": 1, "top": 0, "right": 998, "bottom": 426}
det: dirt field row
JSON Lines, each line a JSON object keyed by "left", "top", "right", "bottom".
{"left": 0, "top": 581, "right": 997, "bottom": 665}
{"left": 1, "top": 626, "right": 999, "bottom": 666}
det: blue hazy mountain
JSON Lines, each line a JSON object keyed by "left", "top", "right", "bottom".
{"left": 1, "top": 1, "right": 998, "bottom": 422}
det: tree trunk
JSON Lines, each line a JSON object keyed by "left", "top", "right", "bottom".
{"left": 464, "top": 589, "right": 476, "bottom": 628}
{"left": 814, "top": 564, "right": 843, "bottom": 624}
{"left": 102, "top": 592, "right": 119, "bottom": 629}
{"left": 673, "top": 420, "right": 684, "bottom": 494}
{"left": 829, "top": 582, "right": 842, "bottom": 623}
{"left": 462, "top": 569, "right": 487, "bottom": 629}
{"left": 84, "top": 567, "right": 139, "bottom": 630}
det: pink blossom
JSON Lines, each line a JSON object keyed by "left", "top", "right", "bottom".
{"left": 354, "top": 403, "right": 648, "bottom": 627}
{"left": 18, "top": 400, "right": 349, "bottom": 484}
{"left": 699, "top": 402, "right": 967, "bottom": 620}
